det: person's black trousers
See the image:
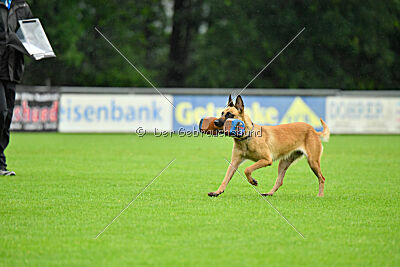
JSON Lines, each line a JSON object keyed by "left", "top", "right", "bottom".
{"left": 0, "top": 80, "right": 16, "bottom": 170}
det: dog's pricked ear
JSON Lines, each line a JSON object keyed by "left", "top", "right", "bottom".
{"left": 228, "top": 94, "right": 234, "bottom": 107}
{"left": 235, "top": 95, "right": 244, "bottom": 113}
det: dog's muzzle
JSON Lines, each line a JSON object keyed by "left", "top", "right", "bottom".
{"left": 213, "top": 119, "right": 225, "bottom": 127}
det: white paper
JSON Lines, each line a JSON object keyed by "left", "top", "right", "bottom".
{"left": 16, "top": 18, "right": 56, "bottom": 60}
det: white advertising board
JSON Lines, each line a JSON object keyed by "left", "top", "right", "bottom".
{"left": 59, "top": 94, "right": 173, "bottom": 133}
{"left": 326, "top": 97, "right": 400, "bottom": 134}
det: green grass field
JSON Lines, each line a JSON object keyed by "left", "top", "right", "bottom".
{"left": 1, "top": 133, "right": 399, "bottom": 266}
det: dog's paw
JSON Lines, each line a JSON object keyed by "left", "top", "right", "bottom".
{"left": 261, "top": 193, "right": 273, "bottom": 196}
{"left": 208, "top": 192, "right": 220, "bottom": 197}
{"left": 250, "top": 178, "right": 258, "bottom": 186}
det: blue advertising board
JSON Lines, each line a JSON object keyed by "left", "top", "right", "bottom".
{"left": 173, "top": 95, "right": 326, "bottom": 131}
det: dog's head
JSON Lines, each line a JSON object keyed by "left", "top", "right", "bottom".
{"left": 214, "top": 95, "right": 245, "bottom": 127}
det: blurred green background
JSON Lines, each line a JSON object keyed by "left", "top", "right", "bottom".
{"left": 23, "top": 0, "right": 400, "bottom": 89}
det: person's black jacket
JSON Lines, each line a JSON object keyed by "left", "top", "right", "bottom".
{"left": 0, "top": 0, "right": 33, "bottom": 83}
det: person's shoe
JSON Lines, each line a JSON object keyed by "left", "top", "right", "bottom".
{"left": 0, "top": 169, "right": 16, "bottom": 176}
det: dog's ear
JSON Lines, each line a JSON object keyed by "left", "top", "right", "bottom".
{"left": 235, "top": 95, "right": 244, "bottom": 113}
{"left": 227, "top": 94, "right": 234, "bottom": 107}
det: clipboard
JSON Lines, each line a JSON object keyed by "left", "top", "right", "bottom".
{"left": 16, "top": 18, "right": 56, "bottom": 60}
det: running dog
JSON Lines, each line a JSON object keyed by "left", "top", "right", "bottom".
{"left": 208, "top": 95, "right": 330, "bottom": 197}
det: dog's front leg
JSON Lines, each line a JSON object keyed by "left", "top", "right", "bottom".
{"left": 208, "top": 157, "right": 243, "bottom": 197}
{"left": 244, "top": 158, "right": 272, "bottom": 186}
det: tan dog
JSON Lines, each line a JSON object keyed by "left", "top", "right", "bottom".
{"left": 208, "top": 95, "right": 330, "bottom": 197}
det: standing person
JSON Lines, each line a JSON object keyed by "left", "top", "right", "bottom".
{"left": 0, "top": 0, "right": 33, "bottom": 176}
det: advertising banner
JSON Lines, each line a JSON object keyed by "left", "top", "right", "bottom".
{"left": 11, "top": 93, "right": 59, "bottom": 131}
{"left": 59, "top": 94, "right": 173, "bottom": 132}
{"left": 326, "top": 97, "right": 400, "bottom": 134}
{"left": 173, "top": 95, "right": 326, "bottom": 131}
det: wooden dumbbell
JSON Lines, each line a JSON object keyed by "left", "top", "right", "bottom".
{"left": 199, "top": 117, "right": 223, "bottom": 135}
{"left": 223, "top": 119, "right": 246, "bottom": 137}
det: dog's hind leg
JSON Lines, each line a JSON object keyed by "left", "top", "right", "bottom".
{"left": 244, "top": 158, "right": 272, "bottom": 186}
{"left": 263, "top": 151, "right": 303, "bottom": 196}
{"left": 305, "top": 140, "right": 325, "bottom": 197}
{"left": 307, "top": 158, "right": 325, "bottom": 197}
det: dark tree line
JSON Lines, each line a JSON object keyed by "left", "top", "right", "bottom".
{"left": 22, "top": 0, "right": 400, "bottom": 89}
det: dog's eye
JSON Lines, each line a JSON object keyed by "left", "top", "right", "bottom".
{"left": 221, "top": 112, "right": 224, "bottom": 116}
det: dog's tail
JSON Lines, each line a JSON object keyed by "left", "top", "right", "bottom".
{"left": 317, "top": 118, "right": 330, "bottom": 142}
